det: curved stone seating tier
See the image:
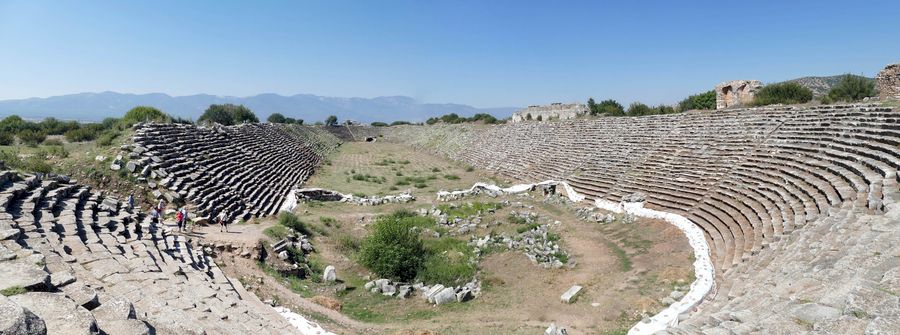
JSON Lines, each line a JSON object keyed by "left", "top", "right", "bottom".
{"left": 132, "top": 123, "right": 339, "bottom": 222}
{"left": 381, "top": 104, "right": 899, "bottom": 275}
{"left": 0, "top": 171, "right": 295, "bottom": 334}
{"left": 380, "top": 104, "right": 899, "bottom": 332}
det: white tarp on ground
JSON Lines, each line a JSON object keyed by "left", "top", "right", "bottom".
{"left": 274, "top": 306, "right": 336, "bottom": 335}
{"left": 442, "top": 180, "right": 715, "bottom": 335}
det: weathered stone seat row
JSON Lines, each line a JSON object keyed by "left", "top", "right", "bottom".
{"left": 131, "top": 123, "right": 339, "bottom": 222}
{"left": 383, "top": 104, "right": 899, "bottom": 274}
{"left": 0, "top": 171, "right": 296, "bottom": 334}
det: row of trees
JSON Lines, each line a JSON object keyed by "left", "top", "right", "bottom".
{"left": 587, "top": 98, "right": 680, "bottom": 117}
{"left": 425, "top": 113, "right": 499, "bottom": 125}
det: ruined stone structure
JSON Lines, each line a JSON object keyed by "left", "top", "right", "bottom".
{"left": 131, "top": 123, "right": 340, "bottom": 222}
{"left": 715, "top": 80, "right": 762, "bottom": 109}
{"left": 511, "top": 103, "right": 589, "bottom": 122}
{"left": 876, "top": 62, "right": 900, "bottom": 101}
{"left": 0, "top": 172, "right": 296, "bottom": 334}
{"left": 383, "top": 103, "right": 900, "bottom": 334}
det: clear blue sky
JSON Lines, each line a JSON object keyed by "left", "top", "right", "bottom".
{"left": 1, "top": 0, "right": 898, "bottom": 107}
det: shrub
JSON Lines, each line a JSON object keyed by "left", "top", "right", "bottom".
{"left": 358, "top": 212, "right": 426, "bottom": 281}
{"left": 96, "top": 131, "right": 120, "bottom": 146}
{"left": 595, "top": 99, "right": 625, "bottom": 116}
{"left": 371, "top": 122, "right": 389, "bottom": 127}
{"left": 417, "top": 238, "right": 476, "bottom": 286}
{"left": 390, "top": 121, "right": 411, "bottom": 126}
{"left": 677, "top": 90, "right": 716, "bottom": 111}
{"left": 39, "top": 117, "right": 80, "bottom": 135}
{"left": 64, "top": 128, "right": 97, "bottom": 142}
{"left": 122, "top": 106, "right": 171, "bottom": 126}
{"left": 823, "top": 74, "right": 876, "bottom": 103}
{"left": 198, "top": 104, "right": 258, "bottom": 125}
{"left": 0, "top": 132, "right": 13, "bottom": 146}
{"left": 626, "top": 102, "right": 653, "bottom": 116}
{"left": 752, "top": 82, "right": 813, "bottom": 106}
{"left": 16, "top": 129, "right": 46, "bottom": 146}
{"left": 263, "top": 224, "right": 290, "bottom": 240}
{"left": 337, "top": 234, "right": 361, "bottom": 253}
{"left": 267, "top": 113, "right": 287, "bottom": 123}
{"left": 278, "top": 212, "right": 312, "bottom": 236}
{"left": 42, "top": 138, "right": 63, "bottom": 146}
{"left": 444, "top": 174, "right": 460, "bottom": 180}
{"left": 325, "top": 115, "right": 338, "bottom": 126}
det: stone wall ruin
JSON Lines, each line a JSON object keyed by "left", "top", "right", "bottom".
{"left": 876, "top": 62, "right": 900, "bottom": 101}
{"left": 511, "top": 103, "right": 589, "bottom": 122}
{"left": 715, "top": 80, "right": 762, "bottom": 109}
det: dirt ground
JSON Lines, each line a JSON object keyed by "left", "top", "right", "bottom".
{"left": 196, "top": 141, "right": 693, "bottom": 335}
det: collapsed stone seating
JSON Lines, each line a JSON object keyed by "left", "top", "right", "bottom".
{"left": 0, "top": 171, "right": 296, "bottom": 334}
{"left": 382, "top": 104, "right": 900, "bottom": 333}
{"left": 130, "top": 123, "right": 339, "bottom": 222}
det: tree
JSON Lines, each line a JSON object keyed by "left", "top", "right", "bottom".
{"left": 823, "top": 74, "right": 876, "bottom": 103}
{"left": 198, "top": 104, "right": 258, "bottom": 125}
{"left": 0, "top": 132, "right": 13, "bottom": 146}
{"left": 677, "top": 90, "right": 716, "bottom": 111}
{"left": 267, "top": 113, "right": 287, "bottom": 123}
{"left": 371, "top": 122, "right": 389, "bottom": 127}
{"left": 325, "top": 115, "right": 338, "bottom": 126}
{"left": 16, "top": 129, "right": 46, "bottom": 146}
{"left": 390, "top": 121, "right": 411, "bottom": 126}
{"left": 626, "top": 102, "right": 653, "bottom": 116}
{"left": 122, "top": 106, "right": 171, "bottom": 126}
{"left": 587, "top": 97, "right": 598, "bottom": 115}
{"left": 596, "top": 99, "right": 625, "bottom": 116}
{"left": 752, "top": 82, "right": 813, "bottom": 106}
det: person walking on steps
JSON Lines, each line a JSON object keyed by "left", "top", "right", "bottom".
{"left": 175, "top": 209, "right": 184, "bottom": 232}
{"left": 127, "top": 193, "right": 135, "bottom": 211}
{"left": 150, "top": 207, "right": 160, "bottom": 226}
{"left": 180, "top": 207, "right": 190, "bottom": 232}
{"left": 218, "top": 212, "right": 229, "bottom": 233}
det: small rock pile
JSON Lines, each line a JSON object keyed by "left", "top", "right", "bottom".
{"left": 344, "top": 191, "right": 415, "bottom": 206}
{"left": 573, "top": 206, "right": 616, "bottom": 224}
{"left": 363, "top": 278, "right": 481, "bottom": 305}
{"left": 470, "top": 213, "right": 570, "bottom": 269}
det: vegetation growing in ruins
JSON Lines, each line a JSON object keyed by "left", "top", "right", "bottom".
{"left": 267, "top": 113, "right": 304, "bottom": 124}
{"left": 588, "top": 98, "right": 626, "bottom": 116}
{"left": 626, "top": 102, "right": 676, "bottom": 116}
{"left": 752, "top": 82, "right": 813, "bottom": 106}
{"left": 122, "top": 106, "right": 172, "bottom": 126}
{"left": 358, "top": 211, "right": 427, "bottom": 282}
{"left": 370, "top": 122, "right": 389, "bottom": 127}
{"left": 677, "top": 90, "right": 716, "bottom": 111}
{"left": 0, "top": 285, "right": 26, "bottom": 296}
{"left": 822, "top": 74, "right": 877, "bottom": 103}
{"left": 425, "top": 112, "right": 498, "bottom": 125}
{"left": 198, "top": 104, "right": 259, "bottom": 125}
{"left": 325, "top": 115, "right": 338, "bottom": 126}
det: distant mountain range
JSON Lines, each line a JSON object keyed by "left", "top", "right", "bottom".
{"left": 0, "top": 92, "right": 519, "bottom": 123}
{"left": 785, "top": 74, "right": 874, "bottom": 96}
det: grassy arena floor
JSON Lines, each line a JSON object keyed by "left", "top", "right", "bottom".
{"left": 223, "top": 141, "right": 693, "bottom": 335}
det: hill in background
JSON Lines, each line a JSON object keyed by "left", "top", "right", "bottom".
{"left": 784, "top": 74, "right": 874, "bottom": 97}
{"left": 0, "top": 92, "right": 518, "bottom": 123}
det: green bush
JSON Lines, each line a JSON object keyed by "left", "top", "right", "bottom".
{"left": 325, "top": 115, "right": 338, "bottom": 126}
{"left": 122, "top": 106, "right": 171, "bottom": 126}
{"left": 677, "top": 90, "right": 716, "bottom": 111}
{"left": 96, "top": 131, "right": 121, "bottom": 146}
{"left": 371, "top": 122, "right": 389, "bottom": 127}
{"left": 64, "top": 128, "right": 97, "bottom": 142}
{"left": 263, "top": 225, "right": 290, "bottom": 240}
{"left": 39, "top": 118, "right": 80, "bottom": 135}
{"left": 823, "top": 75, "right": 876, "bottom": 103}
{"left": 752, "top": 82, "right": 813, "bottom": 106}
{"left": 0, "top": 286, "right": 26, "bottom": 296}
{"left": 589, "top": 99, "right": 625, "bottom": 116}
{"left": 358, "top": 211, "right": 427, "bottom": 282}
{"left": 267, "top": 113, "right": 287, "bottom": 123}
{"left": 0, "top": 132, "right": 13, "bottom": 146}
{"left": 42, "top": 139, "right": 63, "bottom": 146}
{"left": 337, "top": 234, "right": 361, "bottom": 253}
{"left": 390, "top": 121, "right": 411, "bottom": 126}
{"left": 199, "top": 104, "right": 258, "bottom": 125}
{"left": 417, "top": 238, "right": 476, "bottom": 286}
{"left": 626, "top": 102, "right": 653, "bottom": 116}
{"left": 16, "top": 129, "right": 46, "bottom": 146}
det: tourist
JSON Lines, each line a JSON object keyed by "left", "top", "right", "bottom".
{"left": 218, "top": 212, "right": 229, "bottom": 232}
{"left": 175, "top": 209, "right": 184, "bottom": 231}
{"left": 157, "top": 199, "right": 165, "bottom": 213}
{"left": 127, "top": 193, "right": 135, "bottom": 211}
{"left": 181, "top": 207, "right": 190, "bottom": 232}
{"left": 150, "top": 207, "right": 160, "bottom": 226}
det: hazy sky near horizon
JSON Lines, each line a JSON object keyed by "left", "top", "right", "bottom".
{"left": 1, "top": 0, "right": 898, "bottom": 107}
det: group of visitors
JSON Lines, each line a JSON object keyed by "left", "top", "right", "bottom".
{"left": 138, "top": 192, "right": 233, "bottom": 233}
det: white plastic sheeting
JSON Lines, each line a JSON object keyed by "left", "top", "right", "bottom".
{"left": 443, "top": 180, "right": 715, "bottom": 334}
{"left": 274, "top": 306, "right": 336, "bottom": 335}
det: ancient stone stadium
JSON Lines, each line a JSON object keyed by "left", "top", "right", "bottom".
{"left": 2, "top": 64, "right": 900, "bottom": 334}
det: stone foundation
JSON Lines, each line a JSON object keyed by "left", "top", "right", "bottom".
{"left": 876, "top": 63, "right": 900, "bottom": 101}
